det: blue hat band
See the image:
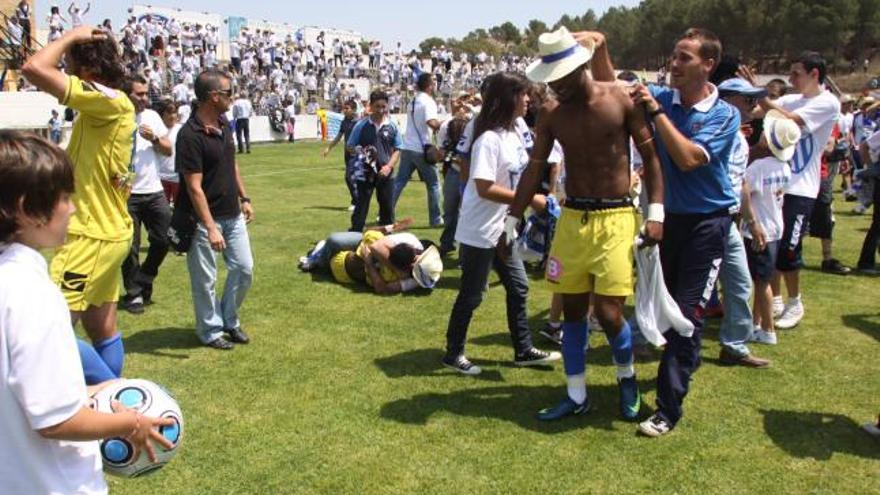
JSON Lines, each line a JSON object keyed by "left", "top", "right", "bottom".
{"left": 541, "top": 45, "right": 578, "bottom": 64}
{"left": 770, "top": 121, "right": 784, "bottom": 152}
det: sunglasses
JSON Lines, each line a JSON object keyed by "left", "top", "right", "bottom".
{"left": 213, "top": 89, "right": 233, "bottom": 97}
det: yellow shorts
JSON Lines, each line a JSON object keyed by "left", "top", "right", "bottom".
{"left": 331, "top": 251, "right": 354, "bottom": 284}
{"left": 545, "top": 206, "right": 637, "bottom": 296}
{"left": 49, "top": 234, "right": 130, "bottom": 311}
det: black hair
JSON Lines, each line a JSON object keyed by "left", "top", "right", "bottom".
{"left": 710, "top": 54, "right": 740, "bottom": 85}
{"left": 389, "top": 243, "right": 419, "bottom": 271}
{"left": 194, "top": 69, "right": 230, "bottom": 102}
{"left": 0, "top": 131, "right": 74, "bottom": 241}
{"left": 369, "top": 90, "right": 388, "bottom": 104}
{"left": 794, "top": 51, "right": 827, "bottom": 84}
{"left": 122, "top": 74, "right": 148, "bottom": 95}
{"left": 153, "top": 98, "right": 178, "bottom": 117}
{"left": 471, "top": 72, "right": 530, "bottom": 150}
{"left": 416, "top": 72, "right": 434, "bottom": 92}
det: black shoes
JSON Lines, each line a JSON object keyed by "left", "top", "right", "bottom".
{"left": 224, "top": 327, "right": 250, "bottom": 344}
{"left": 205, "top": 337, "right": 234, "bottom": 350}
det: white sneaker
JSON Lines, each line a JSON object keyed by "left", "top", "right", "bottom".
{"left": 638, "top": 414, "right": 672, "bottom": 438}
{"left": 347, "top": 204, "right": 355, "bottom": 212}
{"left": 772, "top": 297, "right": 785, "bottom": 319}
{"left": 749, "top": 328, "right": 778, "bottom": 345}
{"left": 775, "top": 300, "right": 804, "bottom": 329}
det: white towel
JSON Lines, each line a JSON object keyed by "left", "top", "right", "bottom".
{"left": 633, "top": 240, "right": 695, "bottom": 347}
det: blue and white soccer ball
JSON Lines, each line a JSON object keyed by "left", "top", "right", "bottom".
{"left": 89, "top": 379, "right": 184, "bottom": 478}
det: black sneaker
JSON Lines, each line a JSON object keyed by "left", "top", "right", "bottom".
{"left": 821, "top": 258, "right": 851, "bottom": 275}
{"left": 539, "top": 324, "right": 563, "bottom": 345}
{"left": 441, "top": 354, "right": 482, "bottom": 375}
{"left": 514, "top": 347, "right": 562, "bottom": 367}
{"left": 224, "top": 327, "right": 250, "bottom": 344}
{"left": 121, "top": 295, "right": 145, "bottom": 315}
{"left": 205, "top": 337, "right": 234, "bottom": 350}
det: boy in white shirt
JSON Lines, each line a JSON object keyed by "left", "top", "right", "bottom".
{"left": 744, "top": 112, "right": 799, "bottom": 345}
{"left": 0, "top": 131, "right": 173, "bottom": 494}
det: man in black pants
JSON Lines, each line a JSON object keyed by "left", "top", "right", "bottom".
{"left": 857, "top": 130, "right": 880, "bottom": 274}
{"left": 121, "top": 75, "right": 173, "bottom": 314}
{"left": 323, "top": 100, "right": 359, "bottom": 210}
{"left": 346, "top": 91, "right": 400, "bottom": 232}
{"left": 630, "top": 28, "right": 741, "bottom": 437}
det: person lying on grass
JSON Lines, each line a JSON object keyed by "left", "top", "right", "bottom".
{"left": 298, "top": 218, "right": 442, "bottom": 294}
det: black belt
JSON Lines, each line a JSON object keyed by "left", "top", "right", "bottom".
{"left": 565, "top": 197, "right": 633, "bottom": 224}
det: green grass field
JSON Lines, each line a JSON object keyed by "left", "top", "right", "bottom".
{"left": 107, "top": 141, "right": 879, "bottom": 494}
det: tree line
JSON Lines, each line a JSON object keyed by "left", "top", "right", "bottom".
{"left": 418, "top": 0, "right": 880, "bottom": 72}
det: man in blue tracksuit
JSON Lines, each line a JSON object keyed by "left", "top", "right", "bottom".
{"left": 630, "top": 28, "right": 740, "bottom": 437}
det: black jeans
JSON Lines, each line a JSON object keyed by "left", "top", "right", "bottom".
{"left": 235, "top": 118, "right": 251, "bottom": 152}
{"left": 122, "top": 192, "right": 172, "bottom": 298}
{"left": 857, "top": 177, "right": 880, "bottom": 268}
{"left": 350, "top": 176, "right": 394, "bottom": 232}
{"left": 655, "top": 211, "right": 730, "bottom": 427}
{"left": 445, "top": 243, "right": 534, "bottom": 358}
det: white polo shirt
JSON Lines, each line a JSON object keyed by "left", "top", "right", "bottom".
{"left": 132, "top": 109, "right": 169, "bottom": 194}
{"left": 0, "top": 243, "right": 106, "bottom": 495}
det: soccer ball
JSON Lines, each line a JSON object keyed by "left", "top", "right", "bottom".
{"left": 89, "top": 379, "right": 184, "bottom": 478}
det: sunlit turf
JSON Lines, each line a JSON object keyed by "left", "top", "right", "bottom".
{"left": 106, "top": 141, "right": 879, "bottom": 493}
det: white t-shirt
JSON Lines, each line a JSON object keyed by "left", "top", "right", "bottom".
{"left": 402, "top": 92, "right": 438, "bottom": 152}
{"left": 743, "top": 156, "right": 791, "bottom": 242}
{"left": 0, "top": 243, "right": 106, "bottom": 495}
{"left": 132, "top": 109, "right": 169, "bottom": 194}
{"left": 455, "top": 117, "right": 533, "bottom": 157}
{"left": 455, "top": 128, "right": 530, "bottom": 248}
{"left": 233, "top": 98, "right": 253, "bottom": 120}
{"left": 159, "top": 123, "right": 182, "bottom": 182}
{"left": 777, "top": 90, "right": 840, "bottom": 198}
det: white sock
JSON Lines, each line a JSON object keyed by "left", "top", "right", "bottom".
{"left": 788, "top": 295, "right": 802, "bottom": 305}
{"left": 566, "top": 374, "right": 586, "bottom": 405}
{"left": 548, "top": 321, "right": 561, "bottom": 329}
{"left": 773, "top": 295, "right": 783, "bottom": 305}
{"left": 616, "top": 363, "right": 635, "bottom": 380}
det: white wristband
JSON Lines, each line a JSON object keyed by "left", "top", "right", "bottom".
{"left": 646, "top": 203, "right": 665, "bottom": 223}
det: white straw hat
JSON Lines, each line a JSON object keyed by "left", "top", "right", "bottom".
{"left": 763, "top": 110, "right": 802, "bottom": 162}
{"left": 412, "top": 245, "right": 442, "bottom": 289}
{"left": 526, "top": 27, "right": 594, "bottom": 83}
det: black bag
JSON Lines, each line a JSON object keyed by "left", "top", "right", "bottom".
{"left": 167, "top": 206, "right": 198, "bottom": 253}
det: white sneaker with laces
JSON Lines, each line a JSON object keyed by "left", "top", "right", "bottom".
{"left": 772, "top": 297, "right": 785, "bottom": 319}
{"left": 775, "top": 300, "right": 804, "bottom": 329}
{"left": 750, "top": 328, "right": 778, "bottom": 345}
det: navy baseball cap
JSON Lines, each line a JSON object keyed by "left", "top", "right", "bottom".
{"left": 718, "top": 78, "right": 768, "bottom": 98}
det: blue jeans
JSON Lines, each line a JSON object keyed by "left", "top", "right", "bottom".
{"left": 187, "top": 215, "right": 254, "bottom": 343}
{"left": 393, "top": 149, "right": 442, "bottom": 226}
{"left": 440, "top": 167, "right": 461, "bottom": 251}
{"left": 316, "top": 232, "right": 363, "bottom": 267}
{"left": 445, "top": 243, "right": 534, "bottom": 358}
{"left": 718, "top": 222, "right": 753, "bottom": 357}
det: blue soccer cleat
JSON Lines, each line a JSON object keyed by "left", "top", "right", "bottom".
{"left": 537, "top": 396, "right": 590, "bottom": 421}
{"left": 618, "top": 375, "right": 641, "bottom": 422}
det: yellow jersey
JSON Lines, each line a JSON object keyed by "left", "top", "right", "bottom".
{"left": 62, "top": 75, "right": 136, "bottom": 241}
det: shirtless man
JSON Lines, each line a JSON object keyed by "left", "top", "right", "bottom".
{"left": 507, "top": 27, "right": 664, "bottom": 421}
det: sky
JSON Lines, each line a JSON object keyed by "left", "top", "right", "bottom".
{"left": 37, "top": 0, "right": 642, "bottom": 49}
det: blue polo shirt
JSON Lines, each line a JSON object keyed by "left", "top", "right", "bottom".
{"left": 650, "top": 84, "right": 739, "bottom": 214}
{"left": 347, "top": 116, "right": 403, "bottom": 166}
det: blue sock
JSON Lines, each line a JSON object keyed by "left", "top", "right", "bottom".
{"left": 606, "top": 320, "right": 633, "bottom": 366}
{"left": 93, "top": 333, "right": 124, "bottom": 378}
{"left": 77, "top": 338, "right": 117, "bottom": 385}
{"left": 561, "top": 321, "right": 588, "bottom": 376}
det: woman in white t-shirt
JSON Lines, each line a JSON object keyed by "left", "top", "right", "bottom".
{"left": 0, "top": 132, "right": 173, "bottom": 494}
{"left": 442, "top": 72, "right": 561, "bottom": 375}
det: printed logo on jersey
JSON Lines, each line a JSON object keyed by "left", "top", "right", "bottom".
{"left": 546, "top": 256, "right": 563, "bottom": 283}
{"left": 790, "top": 133, "right": 814, "bottom": 174}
